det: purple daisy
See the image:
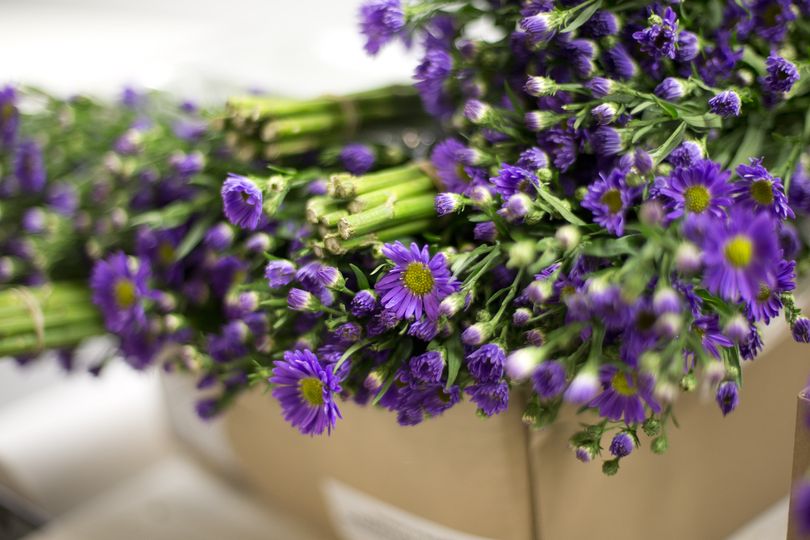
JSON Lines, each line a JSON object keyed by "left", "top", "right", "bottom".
{"left": 609, "top": 432, "right": 634, "bottom": 458}
{"left": 658, "top": 159, "right": 732, "bottom": 220}
{"left": 375, "top": 242, "right": 459, "bottom": 320}
{"left": 733, "top": 158, "right": 794, "bottom": 220}
{"left": 491, "top": 164, "right": 539, "bottom": 199}
{"left": 465, "top": 381, "right": 509, "bottom": 417}
{"left": 466, "top": 343, "right": 506, "bottom": 384}
{"left": 693, "top": 315, "right": 734, "bottom": 359}
{"left": 221, "top": 173, "right": 263, "bottom": 230}
{"left": 700, "top": 208, "right": 781, "bottom": 302}
{"left": 15, "top": 139, "right": 47, "bottom": 193}
{"left": 581, "top": 168, "right": 641, "bottom": 236}
{"left": 270, "top": 349, "right": 341, "bottom": 435}
{"left": 708, "top": 90, "right": 741, "bottom": 117}
{"left": 589, "top": 365, "right": 661, "bottom": 424}
{"left": 90, "top": 252, "right": 152, "bottom": 333}
{"left": 431, "top": 138, "right": 481, "bottom": 194}
{"left": 0, "top": 85, "right": 19, "bottom": 148}
{"left": 531, "top": 360, "right": 566, "bottom": 399}
{"left": 745, "top": 259, "right": 795, "bottom": 323}
{"left": 359, "top": 0, "right": 405, "bottom": 55}
{"left": 632, "top": 7, "right": 678, "bottom": 59}
{"left": 715, "top": 381, "right": 739, "bottom": 416}
{"left": 265, "top": 260, "right": 296, "bottom": 288}
{"left": 763, "top": 54, "right": 799, "bottom": 94}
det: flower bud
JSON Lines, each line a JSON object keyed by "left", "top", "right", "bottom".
{"left": 563, "top": 365, "right": 600, "bottom": 404}
{"left": 464, "top": 99, "right": 493, "bottom": 124}
{"left": 724, "top": 314, "right": 750, "bottom": 343}
{"left": 639, "top": 200, "right": 665, "bottom": 226}
{"left": 591, "top": 103, "right": 617, "bottom": 125}
{"left": 651, "top": 435, "right": 668, "bottom": 454}
{"left": 505, "top": 347, "right": 544, "bottom": 380}
{"left": 524, "top": 76, "right": 558, "bottom": 97}
{"left": 461, "top": 322, "right": 492, "bottom": 346}
{"left": 507, "top": 240, "right": 537, "bottom": 268}
{"left": 526, "top": 279, "right": 552, "bottom": 304}
{"left": 512, "top": 307, "right": 533, "bottom": 327}
{"left": 439, "top": 292, "right": 467, "bottom": 317}
{"left": 555, "top": 225, "right": 580, "bottom": 251}
{"left": 287, "top": 288, "right": 318, "bottom": 311}
{"left": 435, "top": 192, "right": 464, "bottom": 216}
{"left": 675, "top": 241, "right": 702, "bottom": 275}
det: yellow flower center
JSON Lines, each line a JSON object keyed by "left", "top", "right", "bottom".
{"left": 158, "top": 242, "right": 175, "bottom": 265}
{"left": 611, "top": 372, "right": 636, "bottom": 396}
{"left": 750, "top": 179, "right": 774, "bottom": 206}
{"left": 724, "top": 235, "right": 753, "bottom": 268}
{"left": 601, "top": 189, "right": 623, "bottom": 214}
{"left": 300, "top": 377, "right": 324, "bottom": 406}
{"left": 684, "top": 185, "right": 711, "bottom": 213}
{"left": 560, "top": 285, "right": 576, "bottom": 299}
{"left": 114, "top": 278, "right": 137, "bottom": 309}
{"left": 1, "top": 103, "right": 13, "bottom": 122}
{"left": 403, "top": 262, "right": 435, "bottom": 296}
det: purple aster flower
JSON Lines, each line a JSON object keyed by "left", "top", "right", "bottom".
{"left": 367, "top": 308, "right": 401, "bottom": 336}
{"left": 22, "top": 208, "right": 46, "bottom": 233}
{"left": 764, "top": 54, "right": 799, "bottom": 94}
{"left": 580, "top": 10, "right": 618, "bottom": 38}
{"left": 676, "top": 31, "right": 699, "bottom": 62}
{"left": 520, "top": 12, "right": 556, "bottom": 44}
{"left": 435, "top": 192, "right": 463, "bottom": 216}
{"left": 575, "top": 446, "right": 594, "bottom": 463}
{"left": 632, "top": 8, "right": 678, "bottom": 59}
{"left": 270, "top": 349, "right": 341, "bottom": 435}
{"left": 430, "top": 138, "right": 480, "bottom": 193}
{"left": 14, "top": 139, "right": 46, "bottom": 193}
{"left": 245, "top": 233, "right": 271, "bottom": 253}
{"left": 591, "top": 103, "right": 617, "bottom": 125}
{"left": 265, "top": 260, "right": 296, "bottom": 288}
{"left": 195, "top": 397, "right": 221, "bottom": 421}
{"left": 395, "top": 382, "right": 460, "bottom": 425}
{"left": 700, "top": 208, "right": 781, "bottom": 302}
{"left": 733, "top": 157, "right": 794, "bottom": 220}
{"left": 47, "top": 183, "right": 78, "bottom": 215}
{"left": 288, "top": 288, "right": 318, "bottom": 311}
{"left": 591, "top": 126, "right": 624, "bottom": 156}
{"left": 715, "top": 381, "right": 739, "bottom": 416}
{"left": 564, "top": 366, "right": 600, "bottom": 404}
{"left": 739, "top": 324, "right": 764, "bottom": 361}
{"left": 698, "top": 32, "right": 743, "bottom": 86}
{"left": 516, "top": 147, "right": 548, "bottom": 171}
{"left": 745, "top": 0, "right": 795, "bottom": 44}
{"left": 414, "top": 47, "right": 453, "bottom": 117}
{"left": 602, "top": 43, "right": 637, "bottom": 80}
{"left": 466, "top": 344, "right": 505, "bottom": 384}
{"left": 350, "top": 290, "right": 377, "bottom": 317}
{"left": 531, "top": 360, "right": 566, "bottom": 399}
{"left": 538, "top": 122, "right": 578, "bottom": 171}
{"left": 667, "top": 141, "right": 703, "bottom": 168}
{"left": 204, "top": 223, "right": 234, "bottom": 251}
{"left": 466, "top": 381, "right": 509, "bottom": 416}
{"left": 408, "top": 318, "right": 439, "bottom": 341}
{"left": 609, "top": 432, "right": 635, "bottom": 458}
{"left": 340, "top": 144, "right": 375, "bottom": 175}
{"left": 169, "top": 151, "right": 204, "bottom": 176}
{"left": 585, "top": 77, "right": 614, "bottom": 98}
{"left": 589, "top": 365, "right": 661, "bottom": 424}
{"left": 582, "top": 168, "right": 641, "bottom": 236}
{"left": 221, "top": 173, "right": 263, "bottom": 230}
{"left": 793, "top": 318, "right": 810, "bottom": 343}
{"left": 408, "top": 351, "right": 445, "bottom": 384}
{"left": 708, "top": 90, "right": 741, "bottom": 117}
{"left": 0, "top": 85, "right": 19, "bottom": 148}
{"left": 474, "top": 221, "right": 498, "bottom": 243}
{"left": 654, "top": 77, "right": 686, "bottom": 101}
{"left": 90, "top": 252, "right": 152, "bottom": 333}
{"left": 359, "top": 0, "right": 405, "bottom": 55}
{"left": 375, "top": 242, "right": 459, "bottom": 320}
{"left": 693, "top": 315, "right": 734, "bottom": 358}
{"left": 659, "top": 159, "right": 732, "bottom": 220}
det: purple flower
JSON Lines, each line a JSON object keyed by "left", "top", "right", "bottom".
{"left": 715, "top": 381, "right": 739, "bottom": 416}
{"left": 591, "top": 126, "right": 624, "bottom": 157}
{"left": 466, "top": 344, "right": 505, "bottom": 384}
{"left": 435, "top": 192, "right": 463, "bottom": 216}
{"left": 431, "top": 138, "right": 480, "bottom": 193}
{"left": 340, "top": 144, "right": 375, "bottom": 175}
{"left": 221, "top": 173, "right": 263, "bottom": 230}
{"left": 708, "top": 90, "right": 741, "bottom": 117}
{"left": 700, "top": 208, "right": 781, "bottom": 303}
{"left": 582, "top": 168, "right": 640, "bottom": 236}
{"left": 764, "top": 54, "right": 799, "bottom": 94}
{"left": 47, "top": 183, "right": 78, "bottom": 215}
{"left": 375, "top": 242, "right": 459, "bottom": 320}
{"left": 591, "top": 103, "right": 617, "bottom": 125}
{"left": 0, "top": 86, "right": 19, "bottom": 148}
{"left": 531, "top": 360, "right": 566, "bottom": 399}
{"left": 632, "top": 8, "right": 678, "bottom": 59}
{"left": 676, "top": 31, "right": 699, "bottom": 62}
{"left": 265, "top": 260, "right": 296, "bottom": 288}
{"left": 658, "top": 159, "right": 732, "bottom": 220}
{"left": 408, "top": 351, "right": 444, "bottom": 384}
{"left": 408, "top": 318, "right": 439, "bottom": 341}
{"left": 520, "top": 12, "right": 555, "bottom": 44}
{"left": 474, "top": 221, "right": 498, "bottom": 243}
{"left": 90, "top": 252, "right": 152, "bottom": 333}
{"left": 350, "top": 290, "right": 377, "bottom": 317}
{"left": 586, "top": 77, "right": 614, "bottom": 98}
{"left": 491, "top": 164, "right": 539, "bottom": 199}
{"left": 667, "top": 141, "right": 702, "bottom": 168}
{"left": 733, "top": 158, "right": 794, "bottom": 220}
{"left": 517, "top": 147, "right": 548, "bottom": 171}
{"left": 14, "top": 140, "right": 46, "bottom": 193}
{"left": 580, "top": 10, "right": 618, "bottom": 38}
{"left": 22, "top": 208, "right": 45, "bottom": 233}
{"left": 654, "top": 78, "right": 686, "bottom": 101}
{"left": 589, "top": 366, "right": 661, "bottom": 424}
{"left": 564, "top": 367, "right": 600, "bottom": 404}
{"left": 204, "top": 223, "right": 234, "bottom": 251}
{"left": 359, "top": 0, "right": 405, "bottom": 55}
{"left": 270, "top": 349, "right": 341, "bottom": 435}
{"left": 602, "top": 43, "right": 637, "bottom": 80}
{"left": 609, "top": 432, "right": 635, "bottom": 458}
{"left": 288, "top": 288, "right": 318, "bottom": 311}
{"left": 792, "top": 318, "right": 810, "bottom": 343}
{"left": 466, "top": 381, "right": 509, "bottom": 416}
{"left": 414, "top": 47, "right": 453, "bottom": 117}
{"left": 694, "top": 315, "right": 734, "bottom": 358}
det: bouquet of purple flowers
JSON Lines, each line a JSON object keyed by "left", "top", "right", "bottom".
{"left": 4, "top": 0, "right": 810, "bottom": 475}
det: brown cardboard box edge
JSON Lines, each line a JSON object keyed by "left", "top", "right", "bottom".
{"left": 226, "top": 318, "right": 809, "bottom": 540}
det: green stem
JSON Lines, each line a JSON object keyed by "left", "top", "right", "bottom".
{"left": 338, "top": 194, "right": 436, "bottom": 239}
{"left": 348, "top": 175, "right": 435, "bottom": 213}
{"left": 324, "top": 220, "right": 433, "bottom": 254}
{"left": 330, "top": 162, "right": 428, "bottom": 198}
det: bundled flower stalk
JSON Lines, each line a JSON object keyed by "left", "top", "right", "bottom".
{"left": 5, "top": 0, "right": 810, "bottom": 475}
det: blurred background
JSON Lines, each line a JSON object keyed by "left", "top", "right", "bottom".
{"left": 0, "top": 1, "right": 793, "bottom": 539}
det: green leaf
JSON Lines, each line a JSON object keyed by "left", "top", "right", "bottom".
{"left": 174, "top": 219, "right": 211, "bottom": 261}
{"left": 348, "top": 263, "right": 370, "bottom": 290}
{"left": 444, "top": 336, "right": 464, "bottom": 390}
{"left": 561, "top": 0, "right": 602, "bottom": 33}
{"left": 534, "top": 188, "right": 586, "bottom": 225}
{"left": 681, "top": 114, "right": 722, "bottom": 129}
{"left": 582, "top": 235, "right": 640, "bottom": 257}
{"left": 729, "top": 119, "right": 765, "bottom": 169}
{"left": 650, "top": 122, "right": 686, "bottom": 165}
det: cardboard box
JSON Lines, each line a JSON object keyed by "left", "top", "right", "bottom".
{"left": 226, "top": 318, "right": 809, "bottom": 540}
{"left": 787, "top": 389, "right": 810, "bottom": 540}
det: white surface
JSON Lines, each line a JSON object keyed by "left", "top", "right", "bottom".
{"left": 726, "top": 497, "right": 789, "bottom": 540}
{"left": 23, "top": 455, "right": 327, "bottom": 540}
